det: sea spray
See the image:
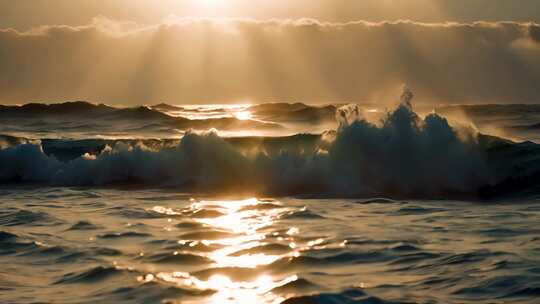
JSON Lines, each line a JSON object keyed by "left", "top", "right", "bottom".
{"left": 0, "top": 89, "right": 500, "bottom": 197}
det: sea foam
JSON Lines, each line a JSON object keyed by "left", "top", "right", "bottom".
{"left": 0, "top": 92, "right": 513, "bottom": 198}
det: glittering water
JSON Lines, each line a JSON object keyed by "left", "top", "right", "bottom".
{"left": 1, "top": 188, "right": 540, "bottom": 304}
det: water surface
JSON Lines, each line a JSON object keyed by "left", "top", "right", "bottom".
{"left": 1, "top": 188, "right": 539, "bottom": 303}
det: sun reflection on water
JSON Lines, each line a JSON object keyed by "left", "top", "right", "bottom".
{"left": 147, "top": 198, "right": 302, "bottom": 303}
{"left": 234, "top": 110, "right": 253, "bottom": 121}
{"left": 195, "top": 198, "right": 296, "bottom": 269}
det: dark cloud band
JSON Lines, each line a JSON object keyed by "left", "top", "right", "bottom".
{"left": 1, "top": 18, "right": 539, "bottom": 104}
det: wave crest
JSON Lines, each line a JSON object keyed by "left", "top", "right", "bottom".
{"left": 1, "top": 98, "right": 536, "bottom": 198}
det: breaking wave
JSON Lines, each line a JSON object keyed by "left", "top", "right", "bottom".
{"left": 3, "top": 94, "right": 537, "bottom": 198}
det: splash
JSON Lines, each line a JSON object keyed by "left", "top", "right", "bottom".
{"left": 2, "top": 89, "right": 518, "bottom": 198}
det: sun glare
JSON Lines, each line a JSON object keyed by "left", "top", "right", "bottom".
{"left": 234, "top": 110, "right": 252, "bottom": 120}
{"left": 147, "top": 198, "right": 301, "bottom": 303}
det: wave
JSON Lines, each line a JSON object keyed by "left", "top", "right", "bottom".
{"left": 280, "top": 289, "right": 392, "bottom": 304}
{"left": 0, "top": 101, "right": 115, "bottom": 117}
{"left": 0, "top": 209, "right": 62, "bottom": 227}
{"left": 142, "top": 252, "right": 212, "bottom": 265}
{"left": 435, "top": 103, "right": 540, "bottom": 118}
{"left": 53, "top": 265, "right": 132, "bottom": 285}
{"left": 1, "top": 96, "right": 540, "bottom": 198}
{"left": 3, "top": 99, "right": 540, "bottom": 141}
{"left": 0, "top": 230, "right": 39, "bottom": 255}
{"left": 0, "top": 134, "right": 32, "bottom": 149}
{"left": 433, "top": 103, "right": 540, "bottom": 142}
{"left": 453, "top": 275, "right": 540, "bottom": 299}
{"left": 151, "top": 101, "right": 338, "bottom": 124}
{"left": 249, "top": 102, "right": 337, "bottom": 124}
{"left": 92, "top": 281, "right": 213, "bottom": 304}
{"left": 97, "top": 231, "right": 152, "bottom": 239}
{"left": 2, "top": 186, "right": 539, "bottom": 303}
{"left": 0, "top": 101, "right": 284, "bottom": 138}
{"left": 511, "top": 122, "right": 540, "bottom": 130}
{"left": 67, "top": 220, "right": 100, "bottom": 231}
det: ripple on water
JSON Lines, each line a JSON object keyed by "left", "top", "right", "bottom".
{"left": 453, "top": 275, "right": 540, "bottom": 300}
{"left": 191, "top": 266, "right": 268, "bottom": 282}
{"left": 107, "top": 207, "right": 162, "bottom": 219}
{"left": 270, "top": 277, "right": 321, "bottom": 294}
{"left": 389, "top": 243, "right": 421, "bottom": 252}
{"left": 53, "top": 265, "right": 131, "bottom": 285}
{"left": 174, "top": 221, "right": 210, "bottom": 229}
{"left": 0, "top": 231, "right": 39, "bottom": 255}
{"left": 179, "top": 230, "right": 238, "bottom": 240}
{"left": 67, "top": 220, "right": 100, "bottom": 231}
{"left": 188, "top": 209, "right": 227, "bottom": 218}
{"left": 354, "top": 198, "right": 405, "bottom": 205}
{"left": 94, "top": 281, "right": 214, "bottom": 304}
{"left": 0, "top": 209, "right": 62, "bottom": 226}
{"left": 142, "top": 252, "right": 212, "bottom": 265}
{"left": 437, "top": 250, "right": 507, "bottom": 266}
{"left": 2, "top": 192, "right": 540, "bottom": 304}
{"left": 98, "top": 231, "right": 152, "bottom": 239}
{"left": 162, "top": 240, "right": 222, "bottom": 253}
{"left": 281, "top": 208, "right": 325, "bottom": 220}
{"left": 267, "top": 251, "right": 389, "bottom": 273}
{"left": 280, "top": 288, "right": 394, "bottom": 304}
{"left": 0, "top": 230, "right": 17, "bottom": 241}
{"left": 229, "top": 243, "right": 292, "bottom": 256}
{"left": 239, "top": 203, "right": 284, "bottom": 211}
{"left": 388, "top": 252, "right": 443, "bottom": 267}
{"left": 478, "top": 227, "right": 531, "bottom": 238}
{"left": 391, "top": 206, "right": 447, "bottom": 215}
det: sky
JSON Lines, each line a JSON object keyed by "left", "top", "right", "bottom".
{"left": 1, "top": 0, "right": 540, "bottom": 105}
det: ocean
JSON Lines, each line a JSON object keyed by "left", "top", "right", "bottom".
{"left": 1, "top": 96, "right": 540, "bottom": 303}
{"left": 1, "top": 190, "right": 540, "bottom": 303}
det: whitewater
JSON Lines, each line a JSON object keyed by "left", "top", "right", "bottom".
{"left": 1, "top": 90, "right": 540, "bottom": 303}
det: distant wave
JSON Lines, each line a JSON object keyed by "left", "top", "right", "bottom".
{"left": 249, "top": 102, "right": 337, "bottom": 124}
{"left": 1, "top": 97, "right": 539, "bottom": 199}
{"left": 0, "top": 100, "right": 335, "bottom": 127}
{"left": 510, "top": 122, "right": 540, "bottom": 130}
{"left": 3, "top": 100, "right": 540, "bottom": 141}
{"left": 0, "top": 101, "right": 284, "bottom": 138}
{"left": 433, "top": 103, "right": 540, "bottom": 141}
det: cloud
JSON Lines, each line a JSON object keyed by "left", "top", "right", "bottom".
{"left": 0, "top": 17, "right": 540, "bottom": 104}
{"left": 2, "top": 0, "right": 540, "bottom": 30}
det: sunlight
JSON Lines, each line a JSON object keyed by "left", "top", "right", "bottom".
{"left": 194, "top": 198, "right": 292, "bottom": 268}
{"left": 234, "top": 110, "right": 253, "bottom": 120}
{"left": 145, "top": 198, "right": 301, "bottom": 304}
{"left": 203, "top": 274, "right": 295, "bottom": 304}
{"left": 154, "top": 271, "right": 295, "bottom": 304}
